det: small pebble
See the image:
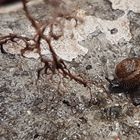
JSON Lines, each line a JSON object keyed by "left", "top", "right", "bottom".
{"left": 86, "top": 65, "right": 92, "bottom": 70}
{"left": 110, "top": 28, "right": 118, "bottom": 34}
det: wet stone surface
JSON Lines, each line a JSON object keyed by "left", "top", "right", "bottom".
{"left": 0, "top": 0, "right": 140, "bottom": 140}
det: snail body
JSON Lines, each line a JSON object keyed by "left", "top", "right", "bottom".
{"left": 108, "top": 57, "right": 140, "bottom": 106}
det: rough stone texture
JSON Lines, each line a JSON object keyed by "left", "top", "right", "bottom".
{"left": 0, "top": 0, "right": 140, "bottom": 140}
{"left": 110, "top": 0, "right": 140, "bottom": 13}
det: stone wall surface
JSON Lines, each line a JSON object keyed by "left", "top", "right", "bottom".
{"left": 0, "top": 0, "right": 140, "bottom": 140}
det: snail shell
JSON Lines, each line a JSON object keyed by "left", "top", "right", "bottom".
{"left": 115, "top": 57, "right": 140, "bottom": 90}
{"left": 107, "top": 57, "right": 140, "bottom": 106}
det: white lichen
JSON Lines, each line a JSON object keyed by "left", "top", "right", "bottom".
{"left": 3, "top": 9, "right": 132, "bottom": 61}
{"left": 109, "top": 0, "right": 140, "bottom": 13}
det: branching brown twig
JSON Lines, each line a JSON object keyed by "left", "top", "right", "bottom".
{"left": 0, "top": 0, "right": 88, "bottom": 87}
{"left": 0, "top": 0, "right": 110, "bottom": 102}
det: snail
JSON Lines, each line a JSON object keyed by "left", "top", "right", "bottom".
{"left": 106, "top": 57, "right": 140, "bottom": 106}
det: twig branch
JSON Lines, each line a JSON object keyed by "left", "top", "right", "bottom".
{"left": 0, "top": 0, "right": 110, "bottom": 101}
